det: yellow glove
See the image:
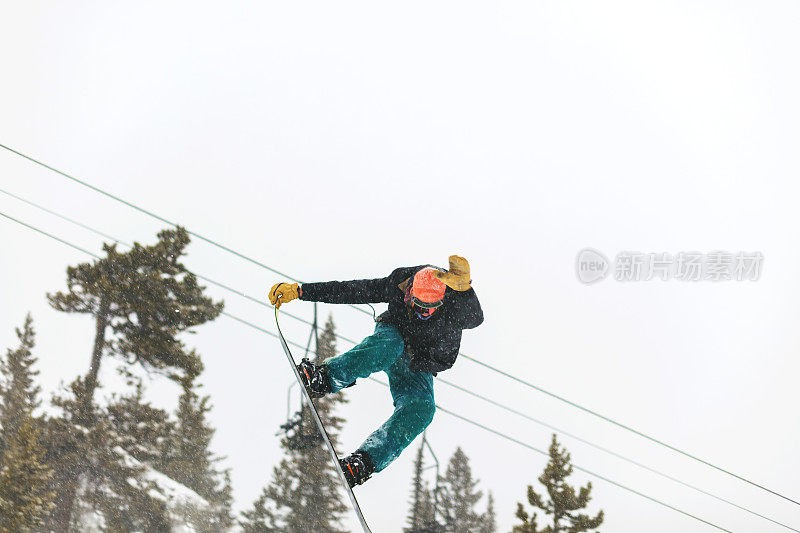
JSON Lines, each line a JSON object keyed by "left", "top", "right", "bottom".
{"left": 268, "top": 282, "right": 301, "bottom": 308}
{"left": 434, "top": 255, "right": 472, "bottom": 291}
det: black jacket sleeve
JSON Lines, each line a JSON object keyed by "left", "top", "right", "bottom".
{"left": 300, "top": 276, "right": 392, "bottom": 304}
{"left": 453, "top": 288, "right": 484, "bottom": 329}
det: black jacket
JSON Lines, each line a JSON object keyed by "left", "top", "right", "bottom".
{"left": 300, "top": 265, "right": 483, "bottom": 373}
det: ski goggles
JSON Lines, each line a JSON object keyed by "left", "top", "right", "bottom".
{"left": 410, "top": 296, "right": 443, "bottom": 309}
{"left": 410, "top": 296, "right": 443, "bottom": 319}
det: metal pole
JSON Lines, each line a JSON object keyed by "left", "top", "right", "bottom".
{"left": 422, "top": 431, "right": 442, "bottom": 521}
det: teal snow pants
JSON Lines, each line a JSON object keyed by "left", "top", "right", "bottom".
{"left": 324, "top": 322, "right": 435, "bottom": 473}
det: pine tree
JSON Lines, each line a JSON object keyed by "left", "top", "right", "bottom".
{"left": 419, "top": 486, "right": 444, "bottom": 533}
{"left": 160, "top": 374, "right": 234, "bottom": 531}
{"left": 39, "top": 378, "right": 171, "bottom": 532}
{"left": 162, "top": 375, "right": 215, "bottom": 491}
{"left": 406, "top": 443, "right": 429, "bottom": 532}
{"left": 46, "top": 227, "right": 223, "bottom": 529}
{"left": 438, "top": 447, "right": 488, "bottom": 533}
{"left": 0, "top": 314, "right": 55, "bottom": 531}
{"left": 239, "top": 315, "right": 349, "bottom": 533}
{"left": 215, "top": 470, "right": 235, "bottom": 530}
{"left": 0, "top": 316, "right": 54, "bottom": 531}
{"left": 0, "top": 314, "right": 41, "bottom": 451}
{"left": 48, "top": 227, "right": 223, "bottom": 420}
{"left": 405, "top": 440, "right": 444, "bottom": 533}
{"left": 72, "top": 424, "right": 171, "bottom": 532}
{"left": 0, "top": 419, "right": 55, "bottom": 531}
{"left": 37, "top": 379, "right": 92, "bottom": 531}
{"left": 480, "top": 492, "right": 496, "bottom": 533}
{"left": 48, "top": 370, "right": 233, "bottom": 532}
{"left": 512, "top": 434, "right": 604, "bottom": 533}
{"left": 105, "top": 373, "right": 175, "bottom": 466}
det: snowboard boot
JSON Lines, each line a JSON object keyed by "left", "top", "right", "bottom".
{"left": 339, "top": 450, "right": 376, "bottom": 488}
{"left": 296, "top": 358, "right": 332, "bottom": 399}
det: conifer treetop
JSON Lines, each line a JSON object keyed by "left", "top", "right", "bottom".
{"left": 48, "top": 226, "right": 224, "bottom": 381}
{"left": 437, "top": 446, "right": 493, "bottom": 532}
{"left": 0, "top": 314, "right": 42, "bottom": 448}
{"left": 513, "top": 434, "right": 604, "bottom": 533}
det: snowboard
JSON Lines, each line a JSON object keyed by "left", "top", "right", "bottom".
{"left": 274, "top": 307, "right": 373, "bottom": 533}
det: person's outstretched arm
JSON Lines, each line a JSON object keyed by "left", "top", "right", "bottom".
{"left": 300, "top": 275, "right": 392, "bottom": 304}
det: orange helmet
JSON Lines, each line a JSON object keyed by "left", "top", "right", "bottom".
{"left": 409, "top": 267, "right": 446, "bottom": 318}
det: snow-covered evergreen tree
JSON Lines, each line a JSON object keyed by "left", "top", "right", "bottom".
{"left": 437, "top": 447, "right": 494, "bottom": 533}
{"left": 512, "top": 434, "right": 603, "bottom": 533}
{"left": 239, "top": 315, "right": 349, "bottom": 533}
{"left": 105, "top": 372, "right": 175, "bottom": 466}
{"left": 0, "top": 315, "right": 54, "bottom": 530}
{"left": 46, "top": 227, "right": 224, "bottom": 529}
{"left": 40, "top": 378, "right": 171, "bottom": 532}
{"left": 160, "top": 374, "right": 234, "bottom": 531}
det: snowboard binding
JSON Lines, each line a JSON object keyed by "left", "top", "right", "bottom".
{"left": 339, "top": 450, "right": 376, "bottom": 488}
{"left": 296, "top": 358, "right": 332, "bottom": 398}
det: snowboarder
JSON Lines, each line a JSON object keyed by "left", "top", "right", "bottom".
{"left": 268, "top": 255, "right": 483, "bottom": 488}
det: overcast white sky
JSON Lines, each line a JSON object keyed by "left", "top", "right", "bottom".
{"left": 2, "top": 2, "right": 799, "bottom": 532}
